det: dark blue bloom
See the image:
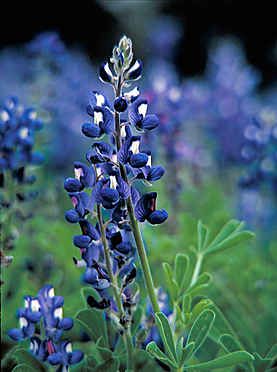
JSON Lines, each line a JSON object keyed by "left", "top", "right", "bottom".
{"left": 129, "top": 98, "right": 159, "bottom": 132}
{"left": 135, "top": 192, "right": 168, "bottom": 224}
{"left": 8, "top": 286, "right": 83, "bottom": 370}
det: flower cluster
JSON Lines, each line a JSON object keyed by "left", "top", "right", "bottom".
{"left": 204, "top": 37, "right": 261, "bottom": 165}
{"left": 64, "top": 36, "right": 167, "bottom": 327}
{"left": 8, "top": 285, "right": 83, "bottom": 370}
{"left": 0, "top": 97, "right": 43, "bottom": 186}
{"left": 240, "top": 112, "right": 277, "bottom": 190}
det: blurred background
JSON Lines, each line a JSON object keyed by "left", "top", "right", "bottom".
{"left": 1, "top": 0, "right": 276, "bottom": 365}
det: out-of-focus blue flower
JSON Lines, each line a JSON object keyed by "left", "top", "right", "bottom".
{"left": 0, "top": 97, "right": 43, "bottom": 185}
{"left": 8, "top": 285, "right": 83, "bottom": 370}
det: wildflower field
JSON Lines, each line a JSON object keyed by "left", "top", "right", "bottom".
{"left": 1, "top": 2, "right": 276, "bottom": 371}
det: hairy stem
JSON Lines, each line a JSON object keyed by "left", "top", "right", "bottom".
{"left": 96, "top": 203, "right": 134, "bottom": 371}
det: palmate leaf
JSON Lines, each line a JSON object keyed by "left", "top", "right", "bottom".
{"left": 155, "top": 312, "right": 178, "bottom": 362}
{"left": 187, "top": 309, "right": 215, "bottom": 356}
{"left": 185, "top": 351, "right": 254, "bottom": 370}
{"left": 203, "top": 219, "right": 254, "bottom": 255}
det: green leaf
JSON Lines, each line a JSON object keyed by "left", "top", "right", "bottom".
{"left": 205, "top": 231, "right": 254, "bottom": 255}
{"left": 180, "top": 342, "right": 195, "bottom": 366}
{"left": 162, "top": 262, "right": 178, "bottom": 301}
{"left": 187, "top": 309, "right": 215, "bottom": 355}
{"left": 155, "top": 312, "right": 177, "bottom": 362}
{"left": 185, "top": 351, "right": 254, "bottom": 370}
{"left": 12, "top": 364, "right": 36, "bottom": 372}
{"left": 174, "top": 254, "right": 190, "bottom": 290}
{"left": 190, "top": 299, "right": 213, "bottom": 324}
{"left": 131, "top": 305, "right": 143, "bottom": 336}
{"left": 207, "top": 220, "right": 242, "bottom": 247}
{"left": 219, "top": 334, "right": 242, "bottom": 353}
{"left": 12, "top": 349, "right": 46, "bottom": 372}
{"left": 197, "top": 220, "right": 210, "bottom": 251}
{"left": 176, "top": 337, "right": 185, "bottom": 363}
{"left": 76, "top": 309, "right": 108, "bottom": 346}
{"left": 146, "top": 341, "right": 178, "bottom": 369}
{"left": 182, "top": 294, "right": 192, "bottom": 313}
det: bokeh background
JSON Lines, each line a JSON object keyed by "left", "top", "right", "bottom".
{"left": 1, "top": 0, "right": 276, "bottom": 367}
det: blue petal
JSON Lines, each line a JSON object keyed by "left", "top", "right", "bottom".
{"left": 73, "top": 235, "right": 91, "bottom": 248}
{"left": 59, "top": 317, "right": 73, "bottom": 330}
{"left": 114, "top": 97, "right": 128, "bottom": 112}
{"left": 147, "top": 166, "right": 165, "bottom": 181}
{"left": 69, "top": 350, "right": 84, "bottom": 365}
{"left": 83, "top": 268, "right": 98, "bottom": 284}
{"left": 8, "top": 328, "right": 24, "bottom": 341}
{"left": 65, "top": 209, "right": 80, "bottom": 223}
{"left": 142, "top": 114, "right": 159, "bottom": 131}
{"left": 129, "top": 153, "right": 148, "bottom": 168}
{"left": 48, "top": 352, "right": 63, "bottom": 365}
{"left": 82, "top": 122, "right": 101, "bottom": 138}
{"left": 64, "top": 178, "right": 83, "bottom": 192}
{"left": 148, "top": 209, "right": 168, "bottom": 224}
{"left": 99, "top": 62, "right": 114, "bottom": 84}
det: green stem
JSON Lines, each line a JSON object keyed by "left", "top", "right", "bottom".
{"left": 96, "top": 204, "right": 134, "bottom": 371}
{"left": 190, "top": 253, "right": 203, "bottom": 287}
{"left": 113, "top": 80, "right": 160, "bottom": 314}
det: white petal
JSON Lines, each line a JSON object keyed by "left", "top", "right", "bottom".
{"left": 0, "top": 110, "right": 9, "bottom": 122}
{"left": 138, "top": 103, "right": 147, "bottom": 118}
{"left": 130, "top": 140, "right": 140, "bottom": 154}
{"left": 19, "top": 317, "right": 28, "bottom": 328}
{"left": 30, "top": 339, "right": 39, "bottom": 353}
{"left": 146, "top": 155, "right": 152, "bottom": 167}
{"left": 128, "top": 60, "right": 141, "bottom": 74}
{"left": 48, "top": 287, "right": 55, "bottom": 298}
{"left": 94, "top": 111, "right": 103, "bottom": 125}
{"left": 104, "top": 63, "right": 113, "bottom": 79}
{"left": 65, "top": 342, "right": 72, "bottom": 353}
{"left": 95, "top": 93, "right": 105, "bottom": 107}
{"left": 124, "top": 86, "right": 140, "bottom": 102}
{"left": 74, "top": 167, "right": 83, "bottom": 180}
{"left": 120, "top": 125, "right": 126, "bottom": 138}
{"left": 109, "top": 175, "right": 118, "bottom": 189}
{"left": 54, "top": 307, "right": 63, "bottom": 319}
{"left": 19, "top": 127, "right": 28, "bottom": 139}
{"left": 31, "top": 299, "right": 40, "bottom": 312}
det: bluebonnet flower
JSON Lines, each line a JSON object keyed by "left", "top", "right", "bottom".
{"left": 64, "top": 36, "right": 167, "bottom": 338}
{"left": 8, "top": 285, "right": 83, "bottom": 371}
{"left": 240, "top": 110, "right": 277, "bottom": 190}
{"left": 204, "top": 37, "right": 261, "bottom": 165}
{"left": 0, "top": 97, "right": 43, "bottom": 181}
{"left": 0, "top": 32, "right": 106, "bottom": 170}
{"left": 0, "top": 97, "right": 43, "bottom": 267}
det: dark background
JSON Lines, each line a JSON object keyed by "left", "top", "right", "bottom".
{"left": 0, "top": 0, "right": 276, "bottom": 87}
